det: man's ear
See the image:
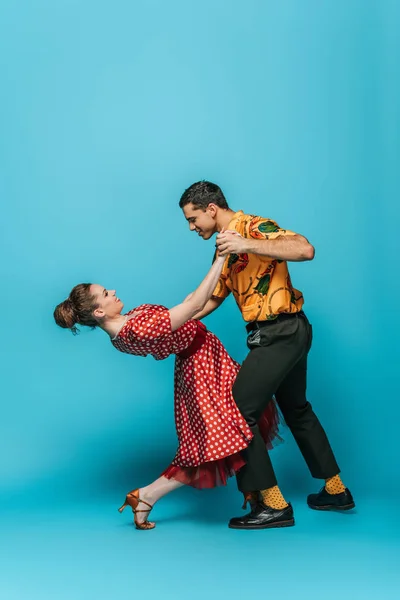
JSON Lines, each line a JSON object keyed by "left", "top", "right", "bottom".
{"left": 206, "top": 203, "right": 218, "bottom": 217}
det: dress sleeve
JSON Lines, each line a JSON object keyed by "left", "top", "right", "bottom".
{"left": 124, "top": 306, "right": 172, "bottom": 342}
{"left": 246, "top": 216, "right": 297, "bottom": 240}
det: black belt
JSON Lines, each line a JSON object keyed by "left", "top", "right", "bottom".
{"left": 246, "top": 311, "right": 305, "bottom": 334}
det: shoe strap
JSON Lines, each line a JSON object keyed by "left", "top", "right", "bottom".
{"left": 128, "top": 492, "right": 153, "bottom": 510}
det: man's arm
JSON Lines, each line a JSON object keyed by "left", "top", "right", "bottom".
{"left": 246, "top": 234, "right": 314, "bottom": 262}
{"left": 216, "top": 231, "right": 315, "bottom": 262}
{"left": 192, "top": 296, "right": 225, "bottom": 320}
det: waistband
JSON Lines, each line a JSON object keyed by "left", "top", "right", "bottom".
{"left": 177, "top": 321, "right": 208, "bottom": 359}
{"left": 246, "top": 311, "right": 305, "bottom": 334}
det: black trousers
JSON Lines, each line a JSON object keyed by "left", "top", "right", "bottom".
{"left": 233, "top": 313, "right": 340, "bottom": 492}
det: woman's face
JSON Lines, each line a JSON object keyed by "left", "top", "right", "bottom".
{"left": 90, "top": 284, "right": 124, "bottom": 320}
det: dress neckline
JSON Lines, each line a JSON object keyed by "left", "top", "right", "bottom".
{"left": 111, "top": 315, "right": 129, "bottom": 341}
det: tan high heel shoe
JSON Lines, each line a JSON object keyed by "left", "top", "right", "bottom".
{"left": 118, "top": 489, "right": 155, "bottom": 530}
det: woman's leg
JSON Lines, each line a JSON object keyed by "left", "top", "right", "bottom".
{"left": 135, "top": 476, "right": 184, "bottom": 525}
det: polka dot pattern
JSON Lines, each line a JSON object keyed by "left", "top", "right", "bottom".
{"left": 260, "top": 485, "right": 288, "bottom": 509}
{"left": 111, "top": 304, "right": 190, "bottom": 360}
{"left": 111, "top": 305, "right": 254, "bottom": 469}
{"left": 325, "top": 474, "right": 346, "bottom": 495}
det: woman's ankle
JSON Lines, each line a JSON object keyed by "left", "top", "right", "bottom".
{"left": 139, "top": 487, "right": 156, "bottom": 506}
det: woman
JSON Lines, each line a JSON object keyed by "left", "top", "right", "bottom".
{"left": 54, "top": 254, "right": 280, "bottom": 530}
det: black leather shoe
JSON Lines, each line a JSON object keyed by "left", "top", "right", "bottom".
{"left": 229, "top": 503, "right": 295, "bottom": 530}
{"left": 307, "top": 487, "right": 355, "bottom": 511}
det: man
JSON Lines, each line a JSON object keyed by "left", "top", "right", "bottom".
{"left": 179, "top": 180, "right": 354, "bottom": 530}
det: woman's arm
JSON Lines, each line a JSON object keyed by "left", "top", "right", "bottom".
{"left": 191, "top": 296, "right": 225, "bottom": 320}
{"left": 168, "top": 256, "right": 226, "bottom": 332}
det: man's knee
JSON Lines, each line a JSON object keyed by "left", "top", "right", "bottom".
{"left": 232, "top": 369, "right": 275, "bottom": 425}
{"left": 280, "top": 401, "right": 313, "bottom": 426}
{"left": 233, "top": 389, "right": 270, "bottom": 428}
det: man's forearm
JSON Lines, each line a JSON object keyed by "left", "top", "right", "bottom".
{"left": 244, "top": 234, "right": 315, "bottom": 262}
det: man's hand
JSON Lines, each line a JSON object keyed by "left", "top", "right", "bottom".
{"left": 216, "top": 230, "right": 247, "bottom": 256}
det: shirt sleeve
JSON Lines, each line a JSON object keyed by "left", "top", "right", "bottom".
{"left": 212, "top": 276, "right": 231, "bottom": 300}
{"left": 247, "top": 216, "right": 297, "bottom": 240}
{"left": 124, "top": 306, "right": 172, "bottom": 342}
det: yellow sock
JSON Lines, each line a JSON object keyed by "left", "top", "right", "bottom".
{"left": 260, "top": 485, "right": 288, "bottom": 509}
{"left": 325, "top": 474, "right": 346, "bottom": 495}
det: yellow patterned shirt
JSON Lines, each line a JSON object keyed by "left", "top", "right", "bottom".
{"left": 212, "top": 211, "right": 304, "bottom": 322}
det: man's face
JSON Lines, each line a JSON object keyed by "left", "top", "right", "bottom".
{"left": 182, "top": 202, "right": 218, "bottom": 240}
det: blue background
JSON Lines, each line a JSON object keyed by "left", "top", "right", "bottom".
{"left": 0, "top": 1, "right": 399, "bottom": 599}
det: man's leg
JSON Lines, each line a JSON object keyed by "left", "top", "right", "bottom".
{"left": 275, "top": 317, "right": 355, "bottom": 510}
{"left": 275, "top": 353, "right": 340, "bottom": 479}
{"left": 232, "top": 319, "right": 307, "bottom": 492}
{"left": 229, "top": 316, "right": 308, "bottom": 528}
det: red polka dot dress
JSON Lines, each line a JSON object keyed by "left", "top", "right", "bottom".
{"left": 111, "top": 304, "right": 280, "bottom": 489}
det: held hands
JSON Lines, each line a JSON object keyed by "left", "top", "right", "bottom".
{"left": 216, "top": 230, "right": 247, "bottom": 256}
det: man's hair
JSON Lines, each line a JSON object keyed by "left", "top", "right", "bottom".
{"left": 179, "top": 181, "right": 229, "bottom": 210}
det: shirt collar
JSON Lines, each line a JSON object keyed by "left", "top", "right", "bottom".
{"left": 227, "top": 210, "right": 244, "bottom": 231}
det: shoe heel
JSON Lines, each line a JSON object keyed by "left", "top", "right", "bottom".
{"left": 118, "top": 502, "right": 128, "bottom": 513}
